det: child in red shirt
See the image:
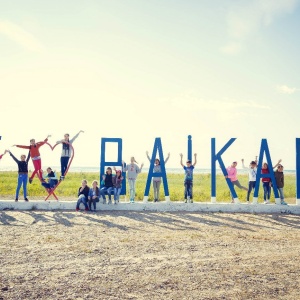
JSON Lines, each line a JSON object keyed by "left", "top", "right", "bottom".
{"left": 13, "top": 135, "right": 51, "bottom": 183}
{"left": 261, "top": 159, "right": 281, "bottom": 204}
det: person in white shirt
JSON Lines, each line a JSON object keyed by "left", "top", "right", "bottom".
{"left": 241, "top": 157, "right": 257, "bottom": 203}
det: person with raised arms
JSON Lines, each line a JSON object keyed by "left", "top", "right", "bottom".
{"left": 56, "top": 130, "right": 84, "bottom": 180}
{"left": 146, "top": 151, "right": 170, "bottom": 202}
{"left": 6, "top": 149, "right": 30, "bottom": 202}
{"left": 180, "top": 153, "right": 197, "bottom": 203}
{"left": 261, "top": 159, "right": 281, "bottom": 204}
{"left": 13, "top": 135, "right": 51, "bottom": 184}
{"left": 273, "top": 164, "right": 288, "bottom": 205}
{"left": 122, "top": 157, "right": 143, "bottom": 203}
{"left": 241, "top": 157, "right": 258, "bottom": 203}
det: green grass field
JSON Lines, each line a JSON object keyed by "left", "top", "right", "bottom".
{"left": 0, "top": 171, "right": 297, "bottom": 203}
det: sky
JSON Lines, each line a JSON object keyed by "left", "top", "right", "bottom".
{"left": 0, "top": 0, "right": 300, "bottom": 171}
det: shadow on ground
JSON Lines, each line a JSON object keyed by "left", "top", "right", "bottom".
{"left": 1, "top": 210, "right": 300, "bottom": 232}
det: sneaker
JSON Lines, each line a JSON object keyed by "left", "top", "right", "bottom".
{"left": 24, "top": 198, "right": 29, "bottom": 202}
{"left": 231, "top": 199, "right": 235, "bottom": 203}
{"left": 29, "top": 178, "right": 33, "bottom": 184}
{"left": 76, "top": 208, "right": 79, "bottom": 211}
{"left": 184, "top": 199, "right": 187, "bottom": 203}
{"left": 60, "top": 176, "right": 65, "bottom": 181}
{"left": 15, "top": 198, "right": 18, "bottom": 202}
{"left": 281, "top": 201, "right": 288, "bottom": 205}
{"left": 264, "top": 200, "right": 270, "bottom": 204}
{"left": 190, "top": 199, "right": 193, "bottom": 203}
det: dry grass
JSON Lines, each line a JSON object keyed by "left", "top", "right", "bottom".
{"left": 1, "top": 211, "right": 300, "bottom": 299}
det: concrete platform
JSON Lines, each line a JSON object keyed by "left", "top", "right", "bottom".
{"left": 0, "top": 200, "right": 299, "bottom": 214}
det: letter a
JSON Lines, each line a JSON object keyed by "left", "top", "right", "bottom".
{"left": 143, "top": 138, "right": 170, "bottom": 203}
{"left": 253, "top": 139, "right": 280, "bottom": 204}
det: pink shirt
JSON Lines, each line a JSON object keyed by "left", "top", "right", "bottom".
{"left": 226, "top": 166, "right": 237, "bottom": 182}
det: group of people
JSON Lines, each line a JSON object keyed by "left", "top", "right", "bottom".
{"left": 75, "top": 151, "right": 197, "bottom": 211}
{"left": 227, "top": 158, "right": 287, "bottom": 205}
{"left": 76, "top": 156, "right": 143, "bottom": 211}
{"left": 0, "top": 131, "right": 84, "bottom": 201}
{"left": 0, "top": 136, "right": 288, "bottom": 206}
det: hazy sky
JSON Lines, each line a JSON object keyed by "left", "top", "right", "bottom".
{"left": 0, "top": 0, "right": 299, "bottom": 170}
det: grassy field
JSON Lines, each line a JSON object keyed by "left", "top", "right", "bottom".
{"left": 0, "top": 171, "right": 297, "bottom": 203}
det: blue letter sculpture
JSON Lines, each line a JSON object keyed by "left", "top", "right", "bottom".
{"left": 253, "top": 139, "right": 279, "bottom": 204}
{"left": 296, "top": 138, "right": 300, "bottom": 205}
{"left": 100, "top": 138, "right": 126, "bottom": 195}
{"left": 211, "top": 138, "right": 238, "bottom": 203}
{"left": 143, "top": 138, "right": 170, "bottom": 202}
{"left": 187, "top": 135, "right": 192, "bottom": 162}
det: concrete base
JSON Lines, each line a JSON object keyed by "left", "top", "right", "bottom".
{"left": 1, "top": 200, "right": 300, "bottom": 214}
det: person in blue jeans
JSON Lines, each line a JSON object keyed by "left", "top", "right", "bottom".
{"left": 100, "top": 167, "right": 114, "bottom": 204}
{"left": 56, "top": 130, "right": 84, "bottom": 180}
{"left": 76, "top": 179, "right": 90, "bottom": 211}
{"left": 112, "top": 168, "right": 123, "bottom": 204}
{"left": 274, "top": 164, "right": 288, "bottom": 205}
{"left": 180, "top": 153, "right": 197, "bottom": 203}
{"left": 41, "top": 167, "right": 58, "bottom": 190}
{"left": 88, "top": 180, "right": 100, "bottom": 211}
{"left": 7, "top": 149, "right": 30, "bottom": 202}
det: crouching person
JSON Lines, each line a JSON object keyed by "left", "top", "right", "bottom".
{"left": 41, "top": 167, "right": 58, "bottom": 191}
{"left": 76, "top": 179, "right": 90, "bottom": 211}
{"left": 88, "top": 180, "right": 100, "bottom": 211}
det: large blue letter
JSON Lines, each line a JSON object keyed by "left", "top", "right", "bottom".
{"left": 211, "top": 138, "right": 238, "bottom": 203}
{"left": 253, "top": 139, "right": 279, "bottom": 204}
{"left": 296, "top": 138, "right": 300, "bottom": 205}
{"left": 187, "top": 135, "right": 192, "bottom": 162}
{"left": 100, "top": 138, "right": 125, "bottom": 194}
{"left": 143, "top": 138, "right": 170, "bottom": 202}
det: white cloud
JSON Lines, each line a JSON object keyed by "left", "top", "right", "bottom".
{"left": 0, "top": 20, "right": 44, "bottom": 52}
{"left": 221, "top": 0, "right": 299, "bottom": 54}
{"left": 277, "top": 85, "right": 299, "bottom": 94}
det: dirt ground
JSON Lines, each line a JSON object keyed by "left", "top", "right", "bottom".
{"left": 1, "top": 211, "right": 300, "bottom": 300}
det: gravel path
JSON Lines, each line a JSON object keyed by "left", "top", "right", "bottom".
{"left": 1, "top": 211, "right": 300, "bottom": 300}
